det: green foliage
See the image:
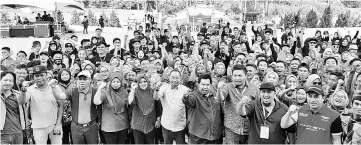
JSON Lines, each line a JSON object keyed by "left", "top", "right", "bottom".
{"left": 352, "top": 15, "right": 361, "bottom": 27}
{"left": 109, "top": 10, "right": 121, "bottom": 27}
{"left": 335, "top": 10, "right": 351, "bottom": 27}
{"left": 1, "top": 12, "right": 11, "bottom": 24}
{"left": 83, "top": 0, "right": 90, "bottom": 8}
{"left": 88, "top": 9, "right": 98, "bottom": 26}
{"left": 70, "top": 10, "right": 81, "bottom": 25}
{"left": 280, "top": 13, "right": 294, "bottom": 28}
{"left": 101, "top": 11, "right": 110, "bottom": 27}
{"left": 305, "top": 9, "right": 318, "bottom": 28}
{"left": 318, "top": 5, "right": 332, "bottom": 28}
{"left": 294, "top": 10, "right": 302, "bottom": 28}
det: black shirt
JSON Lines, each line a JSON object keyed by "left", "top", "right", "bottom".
{"left": 90, "top": 53, "right": 114, "bottom": 67}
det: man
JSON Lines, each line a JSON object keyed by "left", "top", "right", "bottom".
{"left": 343, "top": 94, "right": 361, "bottom": 144}
{"left": 18, "top": 65, "right": 66, "bottom": 144}
{"left": 216, "top": 64, "right": 260, "bottom": 144}
{"left": 1, "top": 71, "right": 26, "bottom": 144}
{"left": 99, "top": 16, "right": 105, "bottom": 30}
{"left": 289, "top": 58, "right": 301, "bottom": 76}
{"left": 1, "top": 47, "right": 16, "bottom": 71}
{"left": 297, "top": 62, "right": 310, "bottom": 87}
{"left": 182, "top": 74, "right": 222, "bottom": 144}
{"left": 109, "top": 38, "right": 126, "bottom": 59}
{"left": 275, "top": 61, "right": 288, "bottom": 84}
{"left": 246, "top": 64, "right": 258, "bottom": 82}
{"left": 14, "top": 64, "right": 28, "bottom": 90}
{"left": 215, "top": 41, "right": 231, "bottom": 68}
{"left": 65, "top": 70, "right": 99, "bottom": 144}
{"left": 236, "top": 82, "right": 296, "bottom": 144}
{"left": 51, "top": 51, "right": 66, "bottom": 76}
{"left": 280, "top": 85, "right": 343, "bottom": 144}
{"left": 154, "top": 70, "right": 189, "bottom": 144}
{"left": 95, "top": 28, "right": 106, "bottom": 43}
{"left": 15, "top": 51, "right": 28, "bottom": 66}
{"left": 129, "top": 31, "right": 141, "bottom": 52}
{"left": 90, "top": 42, "right": 114, "bottom": 67}
{"left": 39, "top": 51, "right": 52, "bottom": 70}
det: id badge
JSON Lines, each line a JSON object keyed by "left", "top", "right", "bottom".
{"left": 260, "top": 125, "right": 269, "bottom": 139}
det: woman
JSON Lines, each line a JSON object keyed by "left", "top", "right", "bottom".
{"left": 278, "top": 75, "right": 298, "bottom": 106}
{"left": 57, "top": 69, "right": 73, "bottom": 144}
{"left": 110, "top": 56, "right": 121, "bottom": 67}
{"left": 99, "top": 64, "right": 113, "bottom": 82}
{"left": 83, "top": 62, "right": 96, "bottom": 78}
{"left": 305, "top": 74, "right": 322, "bottom": 87}
{"left": 129, "top": 75, "right": 159, "bottom": 144}
{"left": 161, "top": 67, "right": 173, "bottom": 83}
{"left": 94, "top": 71, "right": 130, "bottom": 144}
{"left": 212, "top": 62, "right": 227, "bottom": 88}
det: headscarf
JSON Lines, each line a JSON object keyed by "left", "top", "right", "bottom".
{"left": 134, "top": 75, "right": 155, "bottom": 115}
{"left": 305, "top": 74, "right": 321, "bottom": 87}
{"left": 214, "top": 62, "right": 226, "bottom": 76}
{"left": 330, "top": 89, "right": 349, "bottom": 111}
{"left": 107, "top": 71, "right": 128, "bottom": 114}
{"left": 99, "top": 64, "right": 113, "bottom": 81}
{"left": 110, "top": 56, "right": 120, "bottom": 67}
{"left": 82, "top": 62, "right": 96, "bottom": 76}
{"left": 265, "top": 71, "right": 279, "bottom": 85}
{"left": 153, "top": 59, "right": 164, "bottom": 74}
{"left": 57, "top": 68, "right": 71, "bottom": 87}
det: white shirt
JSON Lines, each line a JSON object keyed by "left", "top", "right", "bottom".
{"left": 158, "top": 84, "right": 189, "bottom": 132}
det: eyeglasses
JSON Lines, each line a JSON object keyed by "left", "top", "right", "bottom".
{"left": 309, "top": 42, "right": 316, "bottom": 44}
{"left": 312, "top": 82, "right": 322, "bottom": 85}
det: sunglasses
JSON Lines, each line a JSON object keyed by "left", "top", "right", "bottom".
{"left": 312, "top": 82, "right": 322, "bottom": 85}
{"left": 309, "top": 42, "right": 316, "bottom": 44}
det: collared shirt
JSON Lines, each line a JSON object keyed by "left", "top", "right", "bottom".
{"left": 1, "top": 90, "right": 22, "bottom": 133}
{"left": 183, "top": 90, "right": 222, "bottom": 140}
{"left": 158, "top": 83, "right": 189, "bottom": 131}
{"left": 25, "top": 85, "right": 59, "bottom": 128}
{"left": 243, "top": 98, "right": 296, "bottom": 144}
{"left": 296, "top": 104, "right": 343, "bottom": 144}
{"left": 77, "top": 87, "right": 92, "bottom": 124}
{"left": 218, "top": 82, "right": 260, "bottom": 135}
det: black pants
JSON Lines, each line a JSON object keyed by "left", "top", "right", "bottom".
{"left": 162, "top": 127, "right": 185, "bottom": 144}
{"left": 71, "top": 121, "right": 99, "bottom": 144}
{"left": 49, "top": 24, "right": 54, "bottom": 37}
{"left": 83, "top": 25, "right": 88, "bottom": 34}
{"left": 155, "top": 127, "right": 163, "bottom": 144}
{"left": 62, "top": 124, "right": 72, "bottom": 144}
{"left": 102, "top": 129, "right": 128, "bottom": 144}
{"left": 189, "top": 133, "right": 220, "bottom": 144}
{"left": 133, "top": 129, "right": 155, "bottom": 144}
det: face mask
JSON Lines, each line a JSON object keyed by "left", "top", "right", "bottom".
{"left": 54, "top": 59, "right": 62, "bottom": 65}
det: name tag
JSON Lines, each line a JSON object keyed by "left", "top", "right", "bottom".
{"left": 260, "top": 125, "right": 269, "bottom": 139}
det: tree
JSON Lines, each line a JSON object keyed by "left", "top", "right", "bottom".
{"left": 109, "top": 10, "right": 120, "bottom": 27}
{"left": 101, "top": 11, "right": 110, "bottom": 27}
{"left": 318, "top": 5, "right": 332, "bottom": 28}
{"left": 0, "top": 12, "right": 11, "bottom": 24}
{"left": 83, "top": 0, "right": 90, "bottom": 8}
{"left": 294, "top": 9, "right": 302, "bottom": 28}
{"left": 352, "top": 15, "right": 361, "bottom": 27}
{"left": 305, "top": 9, "right": 318, "bottom": 28}
{"left": 70, "top": 10, "right": 81, "bottom": 25}
{"left": 88, "top": 9, "right": 98, "bottom": 26}
{"left": 344, "top": 10, "right": 352, "bottom": 27}
{"left": 280, "top": 13, "right": 294, "bottom": 28}
{"left": 335, "top": 10, "right": 351, "bottom": 27}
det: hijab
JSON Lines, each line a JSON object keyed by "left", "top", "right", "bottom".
{"left": 107, "top": 71, "right": 128, "bottom": 114}
{"left": 134, "top": 75, "right": 155, "bottom": 115}
{"left": 58, "top": 69, "right": 71, "bottom": 88}
{"left": 285, "top": 75, "right": 298, "bottom": 88}
{"left": 305, "top": 74, "right": 321, "bottom": 87}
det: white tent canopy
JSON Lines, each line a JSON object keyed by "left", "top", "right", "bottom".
{"left": 0, "top": 0, "right": 84, "bottom": 11}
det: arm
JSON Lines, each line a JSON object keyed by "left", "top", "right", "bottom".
{"left": 182, "top": 93, "right": 196, "bottom": 108}
{"left": 277, "top": 88, "right": 294, "bottom": 99}
{"left": 18, "top": 91, "right": 30, "bottom": 105}
{"left": 353, "top": 30, "right": 359, "bottom": 39}
{"left": 128, "top": 88, "right": 136, "bottom": 105}
{"left": 93, "top": 85, "right": 105, "bottom": 105}
{"left": 153, "top": 84, "right": 164, "bottom": 100}
{"left": 53, "top": 100, "right": 64, "bottom": 135}
{"left": 236, "top": 99, "right": 247, "bottom": 116}
{"left": 280, "top": 105, "right": 298, "bottom": 129}
{"left": 51, "top": 85, "right": 66, "bottom": 100}
{"left": 330, "top": 116, "right": 343, "bottom": 145}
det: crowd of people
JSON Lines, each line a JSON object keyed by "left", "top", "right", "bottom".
{"left": 1, "top": 16, "right": 361, "bottom": 145}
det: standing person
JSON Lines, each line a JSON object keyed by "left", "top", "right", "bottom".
{"left": 344, "top": 94, "right": 361, "bottom": 144}
{"left": 280, "top": 85, "right": 343, "bottom": 144}
{"left": 65, "top": 70, "right": 99, "bottom": 144}
{"left": 90, "top": 42, "right": 114, "bottom": 67}
{"left": 154, "top": 70, "right": 190, "bottom": 144}
{"left": 95, "top": 28, "right": 106, "bottom": 43}
{"left": 82, "top": 16, "right": 89, "bottom": 34}
{"left": 94, "top": 71, "right": 130, "bottom": 144}
{"left": 129, "top": 75, "right": 159, "bottom": 144}
{"left": 236, "top": 82, "right": 296, "bottom": 144}
{"left": 216, "top": 64, "right": 260, "bottom": 144}
{"left": 99, "top": 16, "right": 105, "bottom": 30}
{"left": 18, "top": 65, "right": 66, "bottom": 144}
{"left": 1, "top": 47, "right": 16, "bottom": 71}
{"left": 182, "top": 74, "right": 223, "bottom": 144}
{"left": 1, "top": 71, "right": 26, "bottom": 144}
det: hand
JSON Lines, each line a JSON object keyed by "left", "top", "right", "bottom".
{"left": 217, "top": 81, "right": 226, "bottom": 89}
{"left": 99, "top": 82, "right": 107, "bottom": 89}
{"left": 183, "top": 89, "right": 191, "bottom": 98}
{"left": 288, "top": 104, "right": 298, "bottom": 114}
{"left": 131, "top": 82, "right": 138, "bottom": 90}
{"left": 53, "top": 124, "right": 62, "bottom": 135}
{"left": 337, "top": 79, "right": 344, "bottom": 86}
{"left": 240, "top": 96, "right": 251, "bottom": 105}
{"left": 289, "top": 85, "right": 297, "bottom": 91}
{"left": 155, "top": 82, "right": 162, "bottom": 90}
{"left": 70, "top": 54, "right": 76, "bottom": 60}
{"left": 21, "top": 81, "right": 30, "bottom": 92}
{"left": 155, "top": 120, "right": 161, "bottom": 128}
{"left": 49, "top": 79, "right": 58, "bottom": 87}
{"left": 124, "top": 35, "right": 128, "bottom": 39}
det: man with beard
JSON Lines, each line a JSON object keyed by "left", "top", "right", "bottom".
{"left": 236, "top": 82, "right": 296, "bottom": 144}
{"left": 182, "top": 74, "right": 222, "bottom": 144}
{"left": 18, "top": 65, "right": 66, "bottom": 144}
{"left": 64, "top": 70, "right": 99, "bottom": 144}
{"left": 343, "top": 94, "right": 361, "bottom": 144}
{"left": 154, "top": 70, "right": 190, "bottom": 144}
{"left": 280, "top": 85, "right": 342, "bottom": 144}
{"left": 1, "top": 71, "right": 26, "bottom": 144}
{"left": 216, "top": 64, "right": 260, "bottom": 144}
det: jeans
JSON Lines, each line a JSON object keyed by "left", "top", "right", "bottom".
{"left": 1, "top": 132, "right": 23, "bottom": 144}
{"left": 83, "top": 26, "right": 88, "bottom": 34}
{"left": 62, "top": 124, "right": 72, "bottom": 144}
{"left": 71, "top": 121, "right": 98, "bottom": 144}
{"left": 162, "top": 127, "right": 185, "bottom": 144}
{"left": 225, "top": 128, "right": 248, "bottom": 144}
{"left": 189, "top": 133, "right": 219, "bottom": 144}
{"left": 133, "top": 129, "right": 155, "bottom": 144}
{"left": 33, "top": 125, "right": 62, "bottom": 144}
{"left": 102, "top": 129, "right": 128, "bottom": 144}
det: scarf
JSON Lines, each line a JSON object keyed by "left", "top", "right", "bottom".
{"left": 134, "top": 75, "right": 155, "bottom": 115}
{"left": 106, "top": 72, "right": 127, "bottom": 114}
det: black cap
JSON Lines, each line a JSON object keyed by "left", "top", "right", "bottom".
{"left": 189, "top": 41, "right": 195, "bottom": 45}
{"left": 133, "top": 39, "right": 141, "bottom": 43}
{"left": 197, "top": 32, "right": 204, "bottom": 36}
{"left": 265, "top": 29, "right": 273, "bottom": 34}
{"left": 51, "top": 50, "right": 63, "bottom": 58}
{"left": 308, "top": 37, "right": 318, "bottom": 43}
{"left": 65, "top": 43, "right": 73, "bottom": 47}
{"left": 259, "top": 82, "right": 276, "bottom": 91}
{"left": 32, "top": 65, "right": 47, "bottom": 74}
{"left": 307, "top": 85, "right": 324, "bottom": 96}
{"left": 260, "top": 40, "right": 270, "bottom": 46}
{"left": 96, "top": 28, "right": 102, "bottom": 31}
{"left": 96, "top": 41, "right": 110, "bottom": 47}
{"left": 172, "top": 43, "right": 180, "bottom": 48}
{"left": 145, "top": 29, "right": 151, "bottom": 32}
{"left": 200, "top": 40, "right": 209, "bottom": 45}
{"left": 39, "top": 51, "right": 49, "bottom": 56}
{"left": 147, "top": 41, "right": 154, "bottom": 45}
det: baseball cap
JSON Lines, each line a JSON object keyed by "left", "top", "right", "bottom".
{"left": 197, "top": 32, "right": 204, "bottom": 36}
{"left": 349, "top": 44, "right": 358, "bottom": 50}
{"left": 200, "top": 40, "right": 209, "bottom": 45}
{"left": 308, "top": 37, "right": 318, "bottom": 43}
{"left": 172, "top": 43, "right": 180, "bottom": 48}
{"left": 307, "top": 85, "right": 324, "bottom": 96}
{"left": 77, "top": 70, "right": 91, "bottom": 78}
{"left": 259, "top": 82, "right": 276, "bottom": 91}
{"left": 65, "top": 43, "right": 73, "bottom": 47}
{"left": 96, "top": 41, "right": 110, "bottom": 47}
{"left": 39, "top": 51, "right": 49, "bottom": 56}
{"left": 32, "top": 65, "right": 47, "bottom": 74}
